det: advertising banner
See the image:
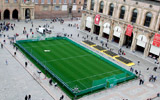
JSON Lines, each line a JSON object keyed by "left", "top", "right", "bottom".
{"left": 125, "top": 24, "right": 133, "bottom": 37}
{"left": 94, "top": 15, "right": 101, "bottom": 25}
{"left": 153, "top": 33, "right": 160, "bottom": 47}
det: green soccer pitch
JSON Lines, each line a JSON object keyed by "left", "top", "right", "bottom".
{"left": 16, "top": 37, "right": 136, "bottom": 97}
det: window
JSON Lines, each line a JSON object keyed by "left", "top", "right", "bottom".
{"left": 73, "top": 0, "right": 76, "bottom": 3}
{"left": 41, "top": 0, "right": 44, "bottom": 4}
{"left": 108, "top": 3, "right": 114, "bottom": 16}
{"left": 90, "top": 0, "right": 94, "bottom": 10}
{"left": 64, "top": 0, "right": 67, "bottom": 3}
{"left": 35, "top": 0, "right": 38, "bottom": 4}
{"left": 48, "top": 0, "right": 51, "bottom": 4}
{"left": 131, "top": 9, "right": 138, "bottom": 23}
{"left": 99, "top": 1, "right": 104, "bottom": 13}
{"left": 5, "top": 0, "right": 9, "bottom": 3}
{"left": 144, "top": 12, "right": 152, "bottom": 27}
{"left": 119, "top": 6, "right": 125, "bottom": 19}
{"left": 14, "top": 0, "right": 17, "bottom": 3}
{"left": 69, "top": 0, "right": 71, "bottom": 3}
{"left": 55, "top": 6, "right": 60, "bottom": 10}
{"left": 53, "top": 0, "right": 56, "bottom": 3}
{"left": 59, "top": 0, "right": 61, "bottom": 3}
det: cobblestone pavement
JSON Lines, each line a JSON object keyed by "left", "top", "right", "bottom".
{"left": 0, "top": 19, "right": 160, "bottom": 100}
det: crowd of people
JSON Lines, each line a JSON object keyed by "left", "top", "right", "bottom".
{"left": 0, "top": 17, "right": 159, "bottom": 100}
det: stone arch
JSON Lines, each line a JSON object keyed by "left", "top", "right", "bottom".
{"left": 25, "top": 8, "right": 31, "bottom": 19}
{"left": 130, "top": 8, "right": 138, "bottom": 23}
{"left": 4, "top": 9, "right": 10, "bottom": 19}
{"left": 103, "top": 22, "right": 110, "bottom": 33}
{"left": 113, "top": 26, "right": 122, "bottom": 37}
{"left": 85, "top": 16, "right": 93, "bottom": 28}
{"left": 143, "top": 12, "right": 153, "bottom": 27}
{"left": 85, "top": 16, "right": 93, "bottom": 32}
{"left": 137, "top": 35, "right": 147, "bottom": 42}
{"left": 12, "top": 9, "right": 18, "bottom": 19}
{"left": 119, "top": 6, "right": 126, "bottom": 19}
{"left": 99, "top": 0, "right": 104, "bottom": 13}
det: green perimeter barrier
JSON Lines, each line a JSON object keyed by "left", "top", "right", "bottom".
{"left": 16, "top": 37, "right": 136, "bottom": 97}
{"left": 16, "top": 40, "right": 74, "bottom": 96}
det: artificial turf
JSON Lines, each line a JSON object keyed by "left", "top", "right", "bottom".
{"left": 16, "top": 38, "right": 135, "bottom": 96}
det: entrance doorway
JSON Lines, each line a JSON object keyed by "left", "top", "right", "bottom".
{"left": 25, "top": 8, "right": 30, "bottom": 19}
{"left": 85, "top": 27, "right": 91, "bottom": 32}
{"left": 4, "top": 9, "right": 10, "bottom": 19}
{"left": 136, "top": 45, "right": 145, "bottom": 53}
{"left": 113, "top": 36, "right": 120, "bottom": 43}
{"left": 102, "top": 33, "right": 109, "bottom": 39}
{"left": 124, "top": 32, "right": 133, "bottom": 48}
{"left": 69, "top": 7, "right": 72, "bottom": 14}
{"left": 93, "top": 25, "right": 100, "bottom": 35}
{"left": 12, "top": 9, "right": 18, "bottom": 19}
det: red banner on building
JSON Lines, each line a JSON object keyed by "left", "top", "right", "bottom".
{"left": 153, "top": 33, "right": 160, "bottom": 47}
{"left": 94, "top": 14, "right": 100, "bottom": 25}
{"left": 125, "top": 24, "right": 133, "bottom": 37}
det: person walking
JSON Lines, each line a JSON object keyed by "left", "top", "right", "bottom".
{"left": 14, "top": 52, "right": 16, "bottom": 56}
{"left": 5, "top": 59, "right": 8, "bottom": 65}
{"left": 25, "top": 62, "right": 28, "bottom": 67}
{"left": 49, "top": 79, "right": 52, "bottom": 85}
{"left": 1, "top": 43, "right": 3, "bottom": 48}
{"left": 28, "top": 94, "right": 31, "bottom": 100}
{"left": 25, "top": 95, "right": 28, "bottom": 100}
{"left": 137, "top": 61, "right": 140, "bottom": 65}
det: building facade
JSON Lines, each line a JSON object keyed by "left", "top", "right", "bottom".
{"left": 0, "top": 0, "right": 85, "bottom": 20}
{"left": 80, "top": 0, "right": 160, "bottom": 60}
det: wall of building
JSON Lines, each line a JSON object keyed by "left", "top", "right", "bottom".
{"left": 0, "top": 0, "right": 84, "bottom": 20}
{"left": 81, "top": 0, "right": 160, "bottom": 60}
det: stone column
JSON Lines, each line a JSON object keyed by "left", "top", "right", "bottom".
{"left": 130, "top": 32, "right": 137, "bottom": 51}
{"left": 30, "top": 9, "right": 33, "bottom": 19}
{"left": 144, "top": 40, "right": 151, "bottom": 57}
{"left": 109, "top": 21, "right": 114, "bottom": 41}
{"left": 90, "top": 16, "right": 95, "bottom": 34}
{"left": 33, "top": 8, "right": 35, "bottom": 19}
{"left": 119, "top": 24, "right": 127, "bottom": 46}
{"left": 99, "top": 20, "right": 104, "bottom": 37}
{"left": 10, "top": 11, "right": 12, "bottom": 20}
{"left": 80, "top": 13, "right": 86, "bottom": 30}
{"left": 1, "top": 12, "right": 3, "bottom": 20}
{"left": 87, "top": 0, "right": 91, "bottom": 10}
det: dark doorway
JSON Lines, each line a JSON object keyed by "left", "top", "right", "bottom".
{"left": 148, "top": 53, "right": 158, "bottom": 60}
{"left": 113, "top": 36, "right": 120, "bottom": 43}
{"left": 12, "top": 9, "right": 18, "bottom": 19}
{"left": 93, "top": 25, "right": 100, "bottom": 35}
{"left": 25, "top": 8, "right": 30, "bottom": 19}
{"left": 85, "top": 27, "right": 91, "bottom": 32}
{"left": 136, "top": 45, "right": 145, "bottom": 53}
{"left": 0, "top": 12, "right": 1, "bottom": 20}
{"left": 69, "top": 7, "right": 72, "bottom": 14}
{"left": 124, "top": 32, "right": 133, "bottom": 48}
{"left": 102, "top": 33, "right": 109, "bottom": 39}
{"left": 4, "top": 10, "right": 10, "bottom": 19}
